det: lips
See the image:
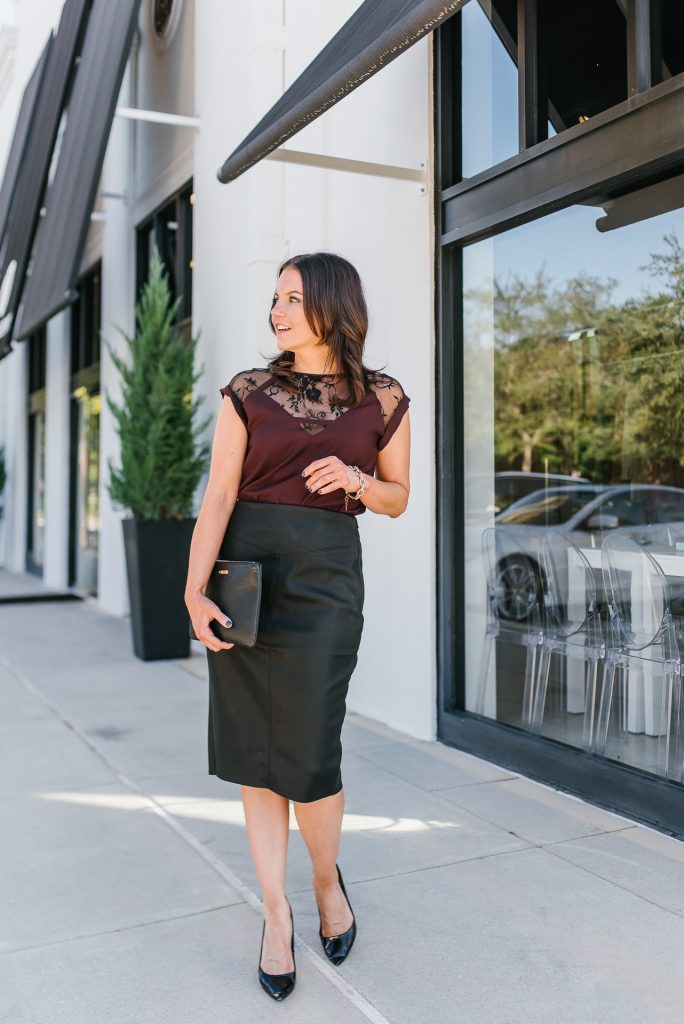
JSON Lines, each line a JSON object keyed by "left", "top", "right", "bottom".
{"left": 275, "top": 324, "right": 291, "bottom": 333}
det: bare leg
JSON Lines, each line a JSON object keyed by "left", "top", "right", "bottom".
{"left": 242, "top": 785, "right": 294, "bottom": 972}
{"left": 293, "top": 788, "right": 354, "bottom": 937}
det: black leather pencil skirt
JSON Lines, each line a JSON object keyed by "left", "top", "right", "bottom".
{"left": 206, "top": 500, "right": 365, "bottom": 803}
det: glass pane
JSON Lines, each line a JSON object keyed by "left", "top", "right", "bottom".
{"left": 661, "top": 1, "right": 684, "bottom": 80}
{"left": 72, "top": 388, "right": 100, "bottom": 596}
{"left": 543, "top": 0, "right": 628, "bottom": 131}
{"left": 29, "top": 412, "right": 46, "bottom": 569}
{"left": 461, "top": 0, "right": 519, "bottom": 178}
{"left": 462, "top": 203, "right": 684, "bottom": 783}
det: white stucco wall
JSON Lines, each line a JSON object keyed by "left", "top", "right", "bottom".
{"left": 0, "top": 0, "right": 437, "bottom": 741}
{"left": 193, "top": 0, "right": 436, "bottom": 739}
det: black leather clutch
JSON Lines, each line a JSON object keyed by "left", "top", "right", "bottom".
{"left": 189, "top": 560, "right": 262, "bottom": 647}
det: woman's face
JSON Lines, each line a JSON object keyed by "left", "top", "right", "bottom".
{"left": 271, "top": 266, "right": 322, "bottom": 353}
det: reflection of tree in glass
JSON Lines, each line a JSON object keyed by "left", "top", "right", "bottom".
{"left": 74, "top": 386, "right": 101, "bottom": 540}
{"left": 468, "top": 234, "right": 684, "bottom": 487}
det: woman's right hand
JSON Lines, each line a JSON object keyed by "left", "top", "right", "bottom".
{"left": 186, "top": 592, "right": 235, "bottom": 652}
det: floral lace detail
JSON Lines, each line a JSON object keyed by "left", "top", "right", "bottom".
{"left": 227, "top": 368, "right": 273, "bottom": 403}
{"left": 228, "top": 368, "right": 351, "bottom": 435}
{"left": 224, "top": 367, "right": 407, "bottom": 437}
{"left": 366, "top": 371, "right": 408, "bottom": 426}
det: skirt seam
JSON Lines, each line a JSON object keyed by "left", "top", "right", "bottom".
{"left": 266, "top": 555, "right": 281, "bottom": 790}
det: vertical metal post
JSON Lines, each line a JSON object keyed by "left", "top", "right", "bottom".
{"left": 434, "top": 17, "right": 461, "bottom": 191}
{"left": 518, "top": 0, "right": 547, "bottom": 151}
{"left": 627, "top": 0, "right": 662, "bottom": 95}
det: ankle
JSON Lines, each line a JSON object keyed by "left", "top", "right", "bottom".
{"left": 312, "top": 868, "right": 338, "bottom": 889}
{"left": 262, "top": 894, "right": 290, "bottom": 918}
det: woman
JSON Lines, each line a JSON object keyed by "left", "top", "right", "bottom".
{"left": 185, "top": 251, "right": 410, "bottom": 1001}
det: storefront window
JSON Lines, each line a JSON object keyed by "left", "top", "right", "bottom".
{"left": 660, "top": 0, "right": 684, "bottom": 80}
{"left": 69, "top": 266, "right": 101, "bottom": 596}
{"left": 463, "top": 203, "right": 684, "bottom": 783}
{"left": 136, "top": 183, "right": 193, "bottom": 326}
{"left": 461, "top": 0, "right": 518, "bottom": 178}
{"left": 71, "top": 386, "right": 100, "bottom": 596}
{"left": 26, "top": 327, "right": 47, "bottom": 574}
{"left": 542, "top": 0, "right": 627, "bottom": 131}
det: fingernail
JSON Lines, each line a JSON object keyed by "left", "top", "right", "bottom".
{"left": 318, "top": 489, "right": 324, "bottom": 494}
{"left": 301, "top": 470, "right": 307, "bottom": 477}
{"left": 225, "top": 618, "right": 233, "bottom": 628}
{"left": 305, "top": 483, "right": 311, "bottom": 491}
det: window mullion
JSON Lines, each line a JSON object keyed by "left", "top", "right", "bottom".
{"left": 518, "top": 0, "right": 547, "bottom": 151}
{"left": 627, "top": 0, "right": 662, "bottom": 95}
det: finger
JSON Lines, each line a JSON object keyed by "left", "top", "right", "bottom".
{"left": 309, "top": 473, "right": 345, "bottom": 493}
{"left": 306, "top": 469, "right": 344, "bottom": 489}
{"left": 317, "top": 481, "right": 348, "bottom": 493}
{"left": 199, "top": 615, "right": 235, "bottom": 650}
{"left": 302, "top": 456, "right": 340, "bottom": 476}
{"left": 202, "top": 635, "right": 234, "bottom": 652}
{"left": 209, "top": 602, "right": 233, "bottom": 628}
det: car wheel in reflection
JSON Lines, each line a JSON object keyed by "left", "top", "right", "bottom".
{"left": 494, "top": 557, "right": 541, "bottom": 622}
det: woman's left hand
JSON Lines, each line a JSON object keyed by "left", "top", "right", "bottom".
{"left": 302, "top": 456, "right": 360, "bottom": 495}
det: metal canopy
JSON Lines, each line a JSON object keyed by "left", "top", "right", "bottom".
{"left": 0, "top": 37, "right": 50, "bottom": 253}
{"left": 0, "top": 40, "right": 50, "bottom": 360}
{"left": 13, "top": 0, "right": 142, "bottom": 342}
{"left": 0, "top": 0, "right": 91, "bottom": 356}
{"left": 216, "top": 0, "right": 469, "bottom": 184}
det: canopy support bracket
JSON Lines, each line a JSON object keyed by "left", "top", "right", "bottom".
{"left": 264, "top": 146, "right": 426, "bottom": 185}
{"left": 115, "top": 106, "right": 199, "bottom": 128}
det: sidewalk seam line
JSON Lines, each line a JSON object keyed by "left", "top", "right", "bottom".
{"left": 0, "top": 902, "right": 244, "bottom": 958}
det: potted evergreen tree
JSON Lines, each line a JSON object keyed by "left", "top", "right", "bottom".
{"left": 105, "top": 246, "right": 210, "bottom": 660}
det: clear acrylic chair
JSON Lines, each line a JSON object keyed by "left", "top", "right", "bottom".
{"left": 529, "top": 531, "right": 605, "bottom": 749}
{"left": 594, "top": 533, "right": 683, "bottom": 783}
{"left": 474, "top": 526, "right": 544, "bottom": 725}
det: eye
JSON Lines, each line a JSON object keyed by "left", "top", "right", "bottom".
{"left": 290, "top": 295, "right": 300, "bottom": 302}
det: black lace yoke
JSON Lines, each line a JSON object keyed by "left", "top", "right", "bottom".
{"left": 219, "top": 368, "right": 410, "bottom": 516}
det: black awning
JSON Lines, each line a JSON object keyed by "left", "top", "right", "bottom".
{"left": 13, "top": 0, "right": 142, "bottom": 341}
{"left": 217, "top": 0, "right": 468, "bottom": 184}
{"left": 0, "top": 0, "right": 90, "bottom": 353}
{"left": 0, "top": 37, "right": 50, "bottom": 251}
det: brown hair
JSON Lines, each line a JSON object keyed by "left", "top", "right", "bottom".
{"left": 267, "top": 252, "right": 371, "bottom": 408}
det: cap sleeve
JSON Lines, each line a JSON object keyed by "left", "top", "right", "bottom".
{"left": 369, "top": 373, "right": 410, "bottom": 450}
{"left": 219, "top": 368, "right": 269, "bottom": 427}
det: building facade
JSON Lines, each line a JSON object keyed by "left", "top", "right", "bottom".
{"left": 1, "top": 0, "right": 682, "bottom": 835}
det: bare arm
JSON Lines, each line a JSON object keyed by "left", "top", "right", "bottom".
{"left": 185, "top": 397, "right": 248, "bottom": 651}
{"left": 302, "top": 410, "right": 411, "bottom": 518}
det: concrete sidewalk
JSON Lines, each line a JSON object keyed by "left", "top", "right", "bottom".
{"left": 1, "top": 598, "right": 684, "bottom": 1024}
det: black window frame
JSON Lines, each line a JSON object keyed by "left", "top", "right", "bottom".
{"left": 434, "top": 0, "right": 684, "bottom": 839}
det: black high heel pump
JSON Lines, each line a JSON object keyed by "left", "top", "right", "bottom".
{"left": 258, "top": 899, "right": 296, "bottom": 1001}
{"left": 318, "top": 864, "right": 357, "bottom": 966}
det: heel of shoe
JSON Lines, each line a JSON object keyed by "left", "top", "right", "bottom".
{"left": 318, "top": 864, "right": 357, "bottom": 966}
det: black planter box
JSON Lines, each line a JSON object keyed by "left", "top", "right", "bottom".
{"left": 122, "top": 517, "right": 196, "bottom": 661}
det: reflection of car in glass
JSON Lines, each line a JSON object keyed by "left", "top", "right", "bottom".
{"left": 466, "top": 471, "right": 590, "bottom": 520}
{"left": 492, "top": 484, "right": 684, "bottom": 620}
{"left": 494, "top": 471, "right": 590, "bottom": 514}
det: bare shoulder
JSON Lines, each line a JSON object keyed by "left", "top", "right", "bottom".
{"left": 366, "top": 370, "right": 409, "bottom": 420}
{"left": 221, "top": 367, "right": 272, "bottom": 400}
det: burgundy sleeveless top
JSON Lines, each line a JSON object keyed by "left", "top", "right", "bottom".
{"left": 220, "top": 368, "right": 410, "bottom": 516}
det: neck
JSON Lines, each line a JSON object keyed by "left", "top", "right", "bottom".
{"left": 290, "top": 349, "right": 339, "bottom": 375}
